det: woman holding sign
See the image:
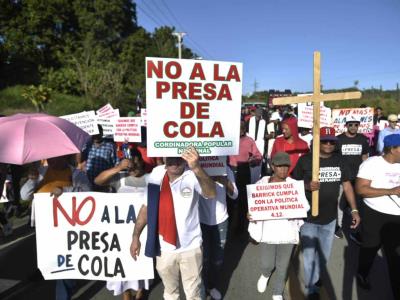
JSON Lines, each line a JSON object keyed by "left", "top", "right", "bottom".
{"left": 95, "top": 148, "right": 150, "bottom": 300}
{"left": 248, "top": 152, "right": 309, "bottom": 300}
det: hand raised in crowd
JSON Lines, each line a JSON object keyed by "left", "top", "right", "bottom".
{"left": 350, "top": 211, "right": 361, "bottom": 229}
{"left": 307, "top": 181, "right": 320, "bottom": 192}
{"left": 214, "top": 175, "right": 228, "bottom": 186}
{"left": 181, "top": 146, "right": 200, "bottom": 170}
{"left": 118, "top": 158, "right": 131, "bottom": 171}
{"left": 130, "top": 237, "right": 141, "bottom": 261}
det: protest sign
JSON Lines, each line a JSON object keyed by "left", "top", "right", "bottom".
{"left": 247, "top": 180, "right": 308, "bottom": 220}
{"left": 34, "top": 192, "right": 153, "bottom": 281}
{"left": 140, "top": 108, "right": 147, "bottom": 127}
{"left": 146, "top": 57, "right": 242, "bottom": 157}
{"left": 61, "top": 111, "right": 99, "bottom": 135}
{"left": 331, "top": 107, "right": 374, "bottom": 134}
{"left": 96, "top": 103, "right": 114, "bottom": 115}
{"left": 98, "top": 109, "right": 120, "bottom": 119}
{"left": 297, "top": 102, "right": 331, "bottom": 128}
{"left": 199, "top": 156, "right": 227, "bottom": 176}
{"left": 97, "top": 117, "right": 116, "bottom": 136}
{"left": 113, "top": 117, "right": 141, "bottom": 143}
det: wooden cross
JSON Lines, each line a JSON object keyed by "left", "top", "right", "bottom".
{"left": 273, "top": 51, "right": 362, "bottom": 216}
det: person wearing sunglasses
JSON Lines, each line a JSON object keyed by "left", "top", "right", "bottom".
{"left": 291, "top": 127, "right": 360, "bottom": 299}
{"left": 376, "top": 114, "right": 400, "bottom": 154}
{"left": 335, "top": 116, "right": 370, "bottom": 243}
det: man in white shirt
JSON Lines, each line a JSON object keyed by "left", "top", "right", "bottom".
{"left": 130, "top": 146, "right": 216, "bottom": 300}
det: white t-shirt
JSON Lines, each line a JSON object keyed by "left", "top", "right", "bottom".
{"left": 199, "top": 167, "right": 238, "bottom": 226}
{"left": 147, "top": 165, "right": 203, "bottom": 253}
{"left": 357, "top": 156, "right": 400, "bottom": 215}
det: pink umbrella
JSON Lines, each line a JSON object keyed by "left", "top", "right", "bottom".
{"left": 0, "top": 113, "right": 90, "bottom": 165}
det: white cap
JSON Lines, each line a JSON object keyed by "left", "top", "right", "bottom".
{"left": 345, "top": 115, "right": 360, "bottom": 124}
{"left": 270, "top": 111, "right": 282, "bottom": 121}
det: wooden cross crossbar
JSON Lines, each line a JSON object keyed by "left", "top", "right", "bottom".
{"left": 273, "top": 51, "right": 362, "bottom": 216}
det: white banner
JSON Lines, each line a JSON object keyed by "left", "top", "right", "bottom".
{"left": 297, "top": 102, "right": 331, "bottom": 129}
{"left": 34, "top": 192, "right": 154, "bottom": 281}
{"left": 96, "top": 103, "right": 114, "bottom": 116}
{"left": 331, "top": 107, "right": 374, "bottom": 134}
{"left": 146, "top": 57, "right": 242, "bottom": 157}
{"left": 247, "top": 180, "right": 308, "bottom": 220}
{"left": 61, "top": 111, "right": 99, "bottom": 135}
{"left": 113, "top": 117, "right": 142, "bottom": 143}
{"left": 199, "top": 156, "right": 227, "bottom": 176}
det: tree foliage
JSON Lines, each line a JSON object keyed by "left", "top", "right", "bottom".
{"left": 0, "top": 0, "right": 196, "bottom": 114}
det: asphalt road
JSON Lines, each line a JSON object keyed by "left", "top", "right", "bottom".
{"left": 0, "top": 215, "right": 395, "bottom": 300}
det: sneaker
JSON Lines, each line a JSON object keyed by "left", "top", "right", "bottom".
{"left": 209, "top": 288, "right": 222, "bottom": 300}
{"left": 356, "top": 273, "right": 371, "bottom": 290}
{"left": 2, "top": 223, "right": 13, "bottom": 237}
{"left": 349, "top": 232, "right": 362, "bottom": 246}
{"left": 257, "top": 274, "right": 269, "bottom": 293}
{"left": 334, "top": 226, "right": 343, "bottom": 239}
{"left": 272, "top": 295, "right": 283, "bottom": 300}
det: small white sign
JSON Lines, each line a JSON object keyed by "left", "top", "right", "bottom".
{"left": 199, "top": 156, "right": 227, "bottom": 176}
{"left": 61, "top": 111, "right": 99, "bottom": 135}
{"left": 332, "top": 107, "right": 374, "bottom": 134}
{"left": 113, "top": 117, "right": 142, "bottom": 143}
{"left": 297, "top": 102, "right": 331, "bottom": 129}
{"left": 247, "top": 180, "right": 309, "bottom": 221}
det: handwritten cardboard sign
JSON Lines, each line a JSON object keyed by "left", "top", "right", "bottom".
{"left": 331, "top": 107, "right": 374, "bottom": 134}
{"left": 247, "top": 180, "right": 308, "bottom": 220}
{"left": 146, "top": 57, "right": 242, "bottom": 157}
{"left": 34, "top": 192, "right": 153, "bottom": 281}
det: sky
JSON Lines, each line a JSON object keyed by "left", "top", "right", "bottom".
{"left": 135, "top": 0, "right": 400, "bottom": 95}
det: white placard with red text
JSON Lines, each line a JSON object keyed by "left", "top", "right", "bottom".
{"left": 247, "top": 180, "right": 308, "bottom": 220}
{"left": 199, "top": 156, "right": 227, "bottom": 176}
{"left": 332, "top": 107, "right": 374, "bottom": 134}
{"left": 96, "top": 103, "right": 114, "bottom": 116}
{"left": 146, "top": 57, "right": 242, "bottom": 157}
{"left": 61, "top": 111, "right": 99, "bottom": 135}
{"left": 297, "top": 102, "right": 332, "bottom": 129}
{"left": 113, "top": 117, "right": 142, "bottom": 142}
{"left": 34, "top": 192, "right": 154, "bottom": 281}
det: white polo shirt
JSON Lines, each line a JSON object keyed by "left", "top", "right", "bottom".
{"left": 357, "top": 156, "right": 400, "bottom": 215}
{"left": 147, "top": 165, "right": 203, "bottom": 253}
{"left": 199, "top": 167, "right": 238, "bottom": 226}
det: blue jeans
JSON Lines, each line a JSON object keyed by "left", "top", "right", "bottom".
{"left": 300, "top": 219, "right": 336, "bottom": 295}
{"left": 201, "top": 219, "right": 228, "bottom": 290}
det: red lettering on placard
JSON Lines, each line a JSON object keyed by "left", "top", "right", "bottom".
{"left": 218, "top": 84, "right": 232, "bottom": 100}
{"left": 156, "top": 81, "right": 169, "bottom": 98}
{"left": 165, "top": 61, "right": 182, "bottom": 79}
{"left": 196, "top": 102, "right": 209, "bottom": 119}
{"left": 226, "top": 65, "right": 241, "bottom": 82}
{"left": 190, "top": 63, "right": 206, "bottom": 80}
{"left": 181, "top": 102, "right": 195, "bottom": 118}
{"left": 164, "top": 121, "right": 178, "bottom": 138}
{"left": 53, "top": 196, "right": 96, "bottom": 227}
{"left": 147, "top": 60, "right": 163, "bottom": 78}
{"left": 204, "top": 83, "right": 217, "bottom": 100}
{"left": 181, "top": 121, "right": 196, "bottom": 138}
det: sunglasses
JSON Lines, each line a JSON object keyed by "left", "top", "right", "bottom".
{"left": 321, "top": 140, "right": 336, "bottom": 145}
{"left": 347, "top": 123, "right": 359, "bottom": 127}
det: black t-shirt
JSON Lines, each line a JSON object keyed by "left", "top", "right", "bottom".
{"left": 336, "top": 133, "right": 369, "bottom": 180}
{"left": 291, "top": 152, "right": 351, "bottom": 225}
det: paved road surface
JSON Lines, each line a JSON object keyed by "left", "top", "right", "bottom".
{"left": 0, "top": 215, "right": 394, "bottom": 300}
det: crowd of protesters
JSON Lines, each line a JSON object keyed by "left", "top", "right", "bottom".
{"left": 0, "top": 104, "right": 399, "bottom": 300}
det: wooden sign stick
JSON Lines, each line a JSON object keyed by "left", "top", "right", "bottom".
{"left": 273, "top": 51, "right": 362, "bottom": 216}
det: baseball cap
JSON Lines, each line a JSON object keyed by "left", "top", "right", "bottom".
{"left": 388, "top": 114, "right": 398, "bottom": 122}
{"left": 270, "top": 111, "right": 282, "bottom": 121}
{"left": 383, "top": 134, "right": 400, "bottom": 148}
{"left": 345, "top": 116, "right": 360, "bottom": 124}
{"left": 271, "top": 152, "right": 291, "bottom": 166}
{"left": 320, "top": 127, "right": 338, "bottom": 141}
